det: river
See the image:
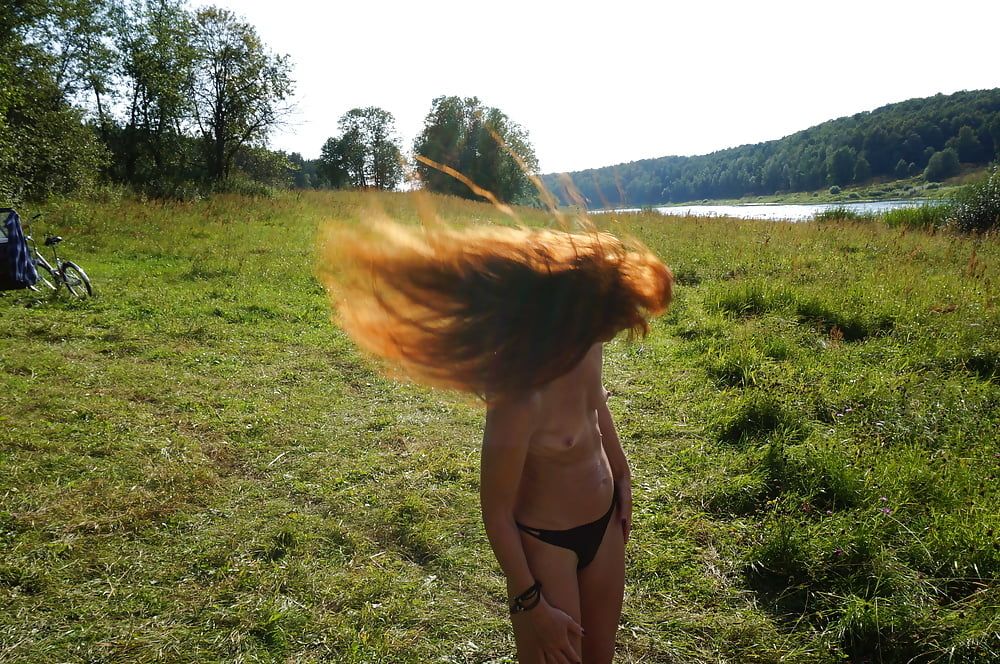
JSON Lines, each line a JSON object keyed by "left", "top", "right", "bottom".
{"left": 612, "top": 199, "right": 939, "bottom": 222}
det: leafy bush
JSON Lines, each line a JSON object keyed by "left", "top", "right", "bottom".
{"left": 828, "top": 185, "right": 841, "bottom": 195}
{"left": 950, "top": 167, "right": 1000, "bottom": 233}
{"left": 924, "top": 148, "right": 960, "bottom": 182}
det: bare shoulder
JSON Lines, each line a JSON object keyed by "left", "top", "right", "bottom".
{"left": 483, "top": 391, "right": 542, "bottom": 449}
{"left": 586, "top": 342, "right": 605, "bottom": 379}
{"left": 587, "top": 343, "right": 610, "bottom": 400}
{"left": 588, "top": 342, "right": 604, "bottom": 365}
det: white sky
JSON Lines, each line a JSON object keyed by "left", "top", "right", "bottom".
{"left": 206, "top": 0, "right": 999, "bottom": 173}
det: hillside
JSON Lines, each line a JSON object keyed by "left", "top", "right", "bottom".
{"left": 543, "top": 89, "right": 1000, "bottom": 208}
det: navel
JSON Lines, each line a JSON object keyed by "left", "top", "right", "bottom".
{"left": 564, "top": 436, "right": 575, "bottom": 447}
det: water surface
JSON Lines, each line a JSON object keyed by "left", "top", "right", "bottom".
{"left": 614, "top": 199, "right": 939, "bottom": 222}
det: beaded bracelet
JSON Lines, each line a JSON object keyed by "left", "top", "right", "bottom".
{"left": 509, "top": 580, "right": 542, "bottom": 614}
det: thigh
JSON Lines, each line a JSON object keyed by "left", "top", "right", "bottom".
{"left": 511, "top": 532, "right": 583, "bottom": 664}
{"left": 578, "top": 517, "right": 625, "bottom": 664}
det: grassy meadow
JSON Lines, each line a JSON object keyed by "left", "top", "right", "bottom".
{"left": 1, "top": 191, "right": 998, "bottom": 663}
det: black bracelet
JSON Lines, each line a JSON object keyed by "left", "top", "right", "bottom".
{"left": 509, "top": 580, "right": 542, "bottom": 614}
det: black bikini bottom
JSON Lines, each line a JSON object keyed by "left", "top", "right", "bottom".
{"left": 516, "top": 489, "right": 618, "bottom": 570}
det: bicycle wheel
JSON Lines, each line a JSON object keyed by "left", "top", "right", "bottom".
{"left": 30, "top": 260, "right": 57, "bottom": 291}
{"left": 61, "top": 261, "right": 93, "bottom": 298}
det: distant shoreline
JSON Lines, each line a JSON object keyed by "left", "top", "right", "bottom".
{"left": 582, "top": 166, "right": 985, "bottom": 212}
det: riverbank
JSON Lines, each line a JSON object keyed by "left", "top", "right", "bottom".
{"left": 641, "top": 164, "right": 988, "bottom": 209}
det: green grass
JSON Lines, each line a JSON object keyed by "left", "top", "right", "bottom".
{"left": 2, "top": 191, "right": 998, "bottom": 663}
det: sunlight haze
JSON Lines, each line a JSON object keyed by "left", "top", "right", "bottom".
{"left": 206, "top": 0, "right": 999, "bottom": 173}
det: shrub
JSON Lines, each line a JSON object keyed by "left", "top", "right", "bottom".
{"left": 924, "top": 148, "right": 960, "bottom": 182}
{"left": 828, "top": 185, "right": 841, "bottom": 195}
{"left": 950, "top": 167, "right": 1000, "bottom": 233}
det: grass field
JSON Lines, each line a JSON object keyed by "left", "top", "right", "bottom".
{"left": 1, "top": 190, "right": 998, "bottom": 663}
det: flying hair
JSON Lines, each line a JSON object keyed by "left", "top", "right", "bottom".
{"left": 318, "top": 147, "right": 673, "bottom": 401}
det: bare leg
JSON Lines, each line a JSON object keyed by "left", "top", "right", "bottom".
{"left": 578, "top": 518, "right": 625, "bottom": 664}
{"left": 511, "top": 532, "right": 583, "bottom": 663}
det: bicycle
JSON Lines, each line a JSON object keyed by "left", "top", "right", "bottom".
{"left": 25, "top": 213, "right": 93, "bottom": 298}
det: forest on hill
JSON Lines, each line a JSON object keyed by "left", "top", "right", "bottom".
{"left": 543, "top": 89, "right": 1000, "bottom": 208}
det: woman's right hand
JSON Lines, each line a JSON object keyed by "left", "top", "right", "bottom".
{"left": 512, "top": 595, "right": 585, "bottom": 664}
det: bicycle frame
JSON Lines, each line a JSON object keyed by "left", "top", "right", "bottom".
{"left": 24, "top": 227, "right": 60, "bottom": 273}
{"left": 21, "top": 214, "right": 92, "bottom": 297}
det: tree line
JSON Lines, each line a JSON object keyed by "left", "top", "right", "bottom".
{"left": 542, "top": 89, "right": 1000, "bottom": 208}
{"left": 2, "top": 0, "right": 295, "bottom": 200}
{"left": 310, "top": 96, "right": 538, "bottom": 205}
{"left": 2, "top": 1, "right": 539, "bottom": 204}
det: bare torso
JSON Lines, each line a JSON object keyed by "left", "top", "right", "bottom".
{"left": 512, "top": 344, "right": 615, "bottom": 529}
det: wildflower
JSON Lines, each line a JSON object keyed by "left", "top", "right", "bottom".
{"left": 881, "top": 507, "right": 892, "bottom": 515}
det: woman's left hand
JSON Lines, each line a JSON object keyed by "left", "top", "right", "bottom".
{"left": 616, "top": 475, "right": 633, "bottom": 544}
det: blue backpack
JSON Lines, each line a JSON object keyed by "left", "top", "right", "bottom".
{"left": 0, "top": 208, "right": 38, "bottom": 290}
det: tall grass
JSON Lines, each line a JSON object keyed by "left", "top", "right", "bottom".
{"left": 813, "top": 206, "right": 878, "bottom": 222}
{"left": 881, "top": 203, "right": 953, "bottom": 230}
{"left": 1, "top": 191, "right": 998, "bottom": 663}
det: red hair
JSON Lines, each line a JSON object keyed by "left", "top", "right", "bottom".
{"left": 320, "top": 221, "right": 672, "bottom": 400}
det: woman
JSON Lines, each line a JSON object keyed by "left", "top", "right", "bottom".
{"left": 322, "top": 221, "right": 673, "bottom": 663}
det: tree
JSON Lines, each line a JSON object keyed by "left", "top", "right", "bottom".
{"left": 318, "top": 135, "right": 354, "bottom": 190}
{"left": 190, "top": 6, "right": 293, "bottom": 182}
{"left": 26, "top": 0, "right": 116, "bottom": 132}
{"left": 854, "top": 155, "right": 871, "bottom": 183}
{"left": 827, "top": 146, "right": 855, "bottom": 186}
{"left": 111, "top": 0, "right": 198, "bottom": 187}
{"left": 863, "top": 127, "right": 894, "bottom": 175}
{"left": 318, "top": 107, "right": 403, "bottom": 190}
{"left": 924, "top": 148, "right": 960, "bottom": 182}
{"left": 956, "top": 125, "right": 983, "bottom": 163}
{"left": 989, "top": 115, "right": 1000, "bottom": 159}
{"left": 893, "top": 158, "right": 909, "bottom": 180}
{"left": 414, "top": 96, "right": 538, "bottom": 204}
{"left": 1, "top": 0, "right": 108, "bottom": 201}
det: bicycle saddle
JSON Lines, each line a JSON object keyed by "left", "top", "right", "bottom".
{"left": 44, "top": 235, "right": 63, "bottom": 246}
